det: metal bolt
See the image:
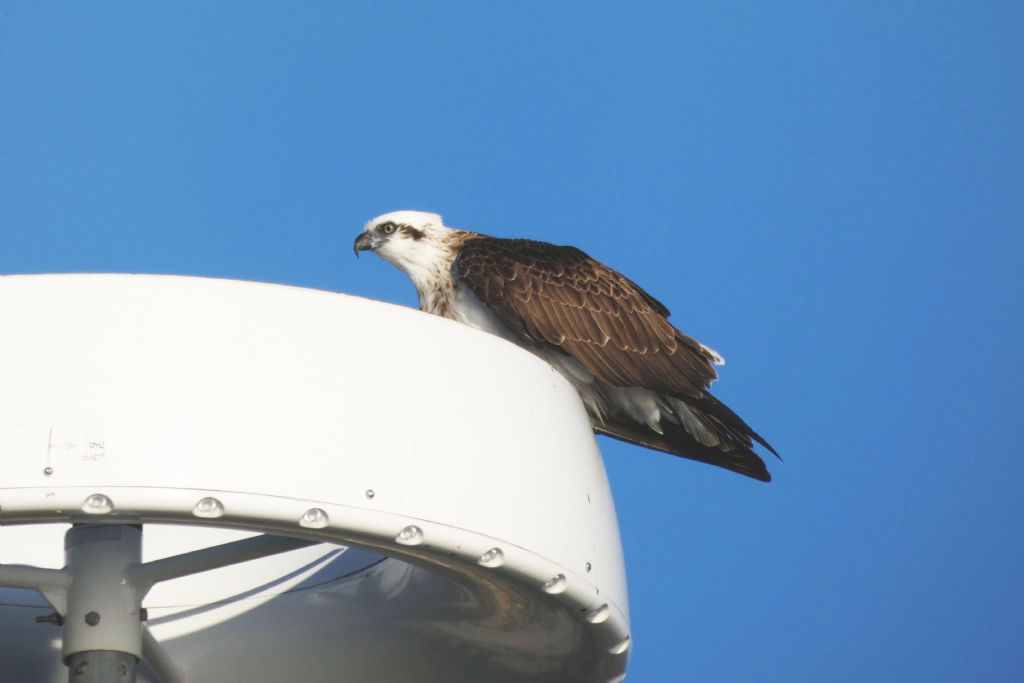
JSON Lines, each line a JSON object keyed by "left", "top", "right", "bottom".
{"left": 34, "top": 611, "right": 63, "bottom": 625}
{"left": 365, "top": 489, "right": 375, "bottom": 499}
{"left": 84, "top": 611, "right": 100, "bottom": 626}
{"left": 43, "top": 466, "right": 54, "bottom": 476}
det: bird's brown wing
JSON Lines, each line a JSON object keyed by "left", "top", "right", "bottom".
{"left": 453, "top": 236, "right": 720, "bottom": 397}
{"left": 453, "top": 235, "right": 779, "bottom": 475}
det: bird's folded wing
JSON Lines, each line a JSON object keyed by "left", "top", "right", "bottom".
{"left": 453, "top": 236, "right": 720, "bottom": 397}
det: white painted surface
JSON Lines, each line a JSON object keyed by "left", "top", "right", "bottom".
{"left": 0, "top": 275, "right": 629, "bottom": 682}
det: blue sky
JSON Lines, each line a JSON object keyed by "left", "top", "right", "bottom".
{"left": 2, "top": 3, "right": 1022, "bottom": 681}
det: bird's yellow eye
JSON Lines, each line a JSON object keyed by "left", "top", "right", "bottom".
{"left": 381, "top": 222, "right": 396, "bottom": 235}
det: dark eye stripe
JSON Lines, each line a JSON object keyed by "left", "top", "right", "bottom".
{"left": 399, "top": 224, "right": 426, "bottom": 240}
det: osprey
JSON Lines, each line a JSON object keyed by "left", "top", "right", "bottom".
{"left": 354, "top": 210, "right": 778, "bottom": 481}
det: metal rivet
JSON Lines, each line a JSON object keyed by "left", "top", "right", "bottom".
{"left": 542, "top": 574, "right": 567, "bottom": 594}
{"left": 365, "top": 489, "right": 375, "bottom": 499}
{"left": 300, "top": 508, "right": 329, "bottom": 529}
{"left": 84, "top": 611, "right": 100, "bottom": 626}
{"left": 192, "top": 497, "right": 224, "bottom": 519}
{"left": 395, "top": 525, "right": 423, "bottom": 546}
{"left": 43, "top": 467, "right": 54, "bottom": 476}
{"left": 477, "top": 547, "right": 504, "bottom": 568}
{"left": 82, "top": 494, "right": 113, "bottom": 514}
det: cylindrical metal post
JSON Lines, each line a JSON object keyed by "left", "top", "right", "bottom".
{"left": 63, "top": 525, "right": 144, "bottom": 683}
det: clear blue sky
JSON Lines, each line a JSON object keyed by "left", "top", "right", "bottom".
{"left": 3, "top": 3, "right": 1022, "bottom": 681}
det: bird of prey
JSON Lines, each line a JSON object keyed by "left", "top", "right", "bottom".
{"left": 354, "top": 211, "right": 778, "bottom": 481}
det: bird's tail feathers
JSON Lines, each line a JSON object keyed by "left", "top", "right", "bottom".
{"left": 692, "top": 392, "right": 779, "bottom": 459}
{"left": 593, "top": 388, "right": 777, "bottom": 482}
{"left": 595, "top": 419, "right": 771, "bottom": 482}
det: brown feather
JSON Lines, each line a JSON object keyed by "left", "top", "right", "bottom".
{"left": 451, "top": 234, "right": 777, "bottom": 480}
{"left": 454, "top": 236, "right": 718, "bottom": 397}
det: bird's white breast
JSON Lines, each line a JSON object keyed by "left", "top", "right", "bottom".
{"left": 447, "top": 283, "right": 524, "bottom": 346}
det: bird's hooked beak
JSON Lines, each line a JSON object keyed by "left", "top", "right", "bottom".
{"left": 353, "top": 232, "right": 378, "bottom": 257}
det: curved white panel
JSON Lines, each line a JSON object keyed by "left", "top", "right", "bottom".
{"left": 0, "top": 275, "right": 629, "bottom": 682}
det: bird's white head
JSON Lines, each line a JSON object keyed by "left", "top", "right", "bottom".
{"left": 354, "top": 210, "right": 459, "bottom": 287}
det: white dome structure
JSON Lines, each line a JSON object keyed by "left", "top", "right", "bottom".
{"left": 0, "top": 275, "right": 630, "bottom": 682}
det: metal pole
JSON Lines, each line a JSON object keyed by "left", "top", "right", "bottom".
{"left": 142, "top": 625, "right": 186, "bottom": 683}
{"left": 62, "top": 525, "right": 144, "bottom": 683}
{"left": 0, "top": 564, "right": 70, "bottom": 591}
{"left": 127, "top": 533, "right": 316, "bottom": 592}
